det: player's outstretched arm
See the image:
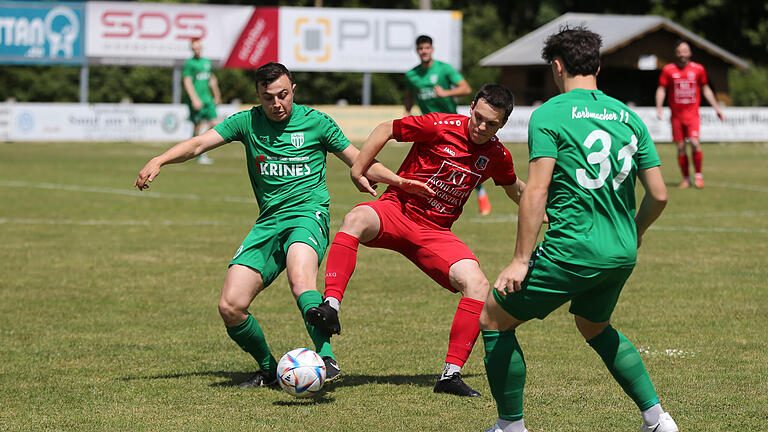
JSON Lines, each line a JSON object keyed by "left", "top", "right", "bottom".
{"left": 134, "top": 129, "right": 226, "bottom": 191}
{"left": 210, "top": 74, "right": 222, "bottom": 105}
{"left": 701, "top": 84, "right": 725, "bottom": 121}
{"left": 350, "top": 120, "right": 434, "bottom": 198}
{"left": 434, "top": 79, "right": 472, "bottom": 98}
{"left": 183, "top": 76, "right": 203, "bottom": 111}
{"left": 654, "top": 86, "right": 666, "bottom": 120}
{"left": 494, "top": 157, "right": 554, "bottom": 295}
{"left": 635, "top": 166, "right": 668, "bottom": 248}
{"left": 501, "top": 178, "right": 526, "bottom": 205}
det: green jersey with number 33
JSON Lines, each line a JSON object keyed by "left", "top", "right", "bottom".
{"left": 528, "top": 88, "right": 661, "bottom": 267}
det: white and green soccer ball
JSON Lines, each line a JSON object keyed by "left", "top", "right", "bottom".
{"left": 277, "top": 348, "right": 326, "bottom": 397}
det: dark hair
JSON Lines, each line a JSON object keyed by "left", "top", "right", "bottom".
{"left": 415, "top": 35, "right": 433, "bottom": 46}
{"left": 673, "top": 39, "right": 688, "bottom": 49}
{"left": 473, "top": 84, "right": 515, "bottom": 122}
{"left": 541, "top": 25, "right": 602, "bottom": 76}
{"left": 255, "top": 62, "right": 293, "bottom": 88}
{"left": 190, "top": 38, "right": 201, "bottom": 44}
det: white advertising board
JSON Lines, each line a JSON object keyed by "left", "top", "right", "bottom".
{"left": 4, "top": 103, "right": 238, "bottom": 142}
{"left": 459, "top": 106, "right": 768, "bottom": 143}
{"left": 278, "top": 7, "right": 462, "bottom": 72}
{"left": 85, "top": 2, "right": 253, "bottom": 66}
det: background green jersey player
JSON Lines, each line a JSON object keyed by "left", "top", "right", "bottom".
{"left": 479, "top": 27, "right": 677, "bottom": 432}
{"left": 183, "top": 38, "right": 221, "bottom": 165}
{"left": 134, "top": 62, "right": 383, "bottom": 388}
{"left": 404, "top": 35, "right": 492, "bottom": 216}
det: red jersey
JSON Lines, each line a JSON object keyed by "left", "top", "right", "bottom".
{"left": 658, "top": 61, "right": 708, "bottom": 120}
{"left": 384, "top": 112, "right": 518, "bottom": 230}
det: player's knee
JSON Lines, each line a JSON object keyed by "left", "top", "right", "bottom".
{"left": 339, "top": 208, "right": 372, "bottom": 235}
{"left": 478, "top": 304, "right": 496, "bottom": 331}
{"left": 218, "top": 295, "right": 246, "bottom": 325}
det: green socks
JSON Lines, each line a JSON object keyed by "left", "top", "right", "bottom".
{"left": 587, "top": 325, "right": 660, "bottom": 410}
{"left": 296, "top": 290, "right": 334, "bottom": 359}
{"left": 226, "top": 314, "right": 277, "bottom": 373}
{"left": 483, "top": 330, "right": 526, "bottom": 421}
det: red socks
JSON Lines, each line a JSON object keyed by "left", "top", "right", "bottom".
{"left": 677, "top": 153, "right": 689, "bottom": 178}
{"left": 323, "top": 232, "right": 360, "bottom": 302}
{"left": 693, "top": 150, "right": 703, "bottom": 174}
{"left": 445, "top": 297, "right": 485, "bottom": 366}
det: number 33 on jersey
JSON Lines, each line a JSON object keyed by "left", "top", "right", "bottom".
{"left": 528, "top": 88, "right": 661, "bottom": 268}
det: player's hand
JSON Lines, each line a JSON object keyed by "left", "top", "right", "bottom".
{"left": 214, "top": 96, "right": 221, "bottom": 105}
{"left": 134, "top": 158, "right": 162, "bottom": 191}
{"left": 192, "top": 99, "right": 203, "bottom": 111}
{"left": 717, "top": 111, "right": 725, "bottom": 122}
{"left": 494, "top": 259, "right": 529, "bottom": 296}
{"left": 656, "top": 108, "right": 663, "bottom": 120}
{"left": 397, "top": 178, "right": 435, "bottom": 198}
{"left": 352, "top": 174, "right": 379, "bottom": 197}
{"left": 433, "top": 85, "right": 448, "bottom": 98}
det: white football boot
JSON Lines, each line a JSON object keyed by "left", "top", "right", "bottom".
{"left": 640, "top": 412, "right": 679, "bottom": 432}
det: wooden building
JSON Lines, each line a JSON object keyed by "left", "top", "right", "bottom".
{"left": 481, "top": 13, "right": 749, "bottom": 106}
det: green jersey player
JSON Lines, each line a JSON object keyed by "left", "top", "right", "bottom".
{"left": 182, "top": 38, "right": 221, "bottom": 165}
{"left": 134, "top": 62, "right": 383, "bottom": 388}
{"left": 479, "top": 27, "right": 677, "bottom": 432}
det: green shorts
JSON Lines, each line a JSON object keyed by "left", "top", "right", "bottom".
{"left": 493, "top": 245, "right": 635, "bottom": 323}
{"left": 189, "top": 100, "right": 217, "bottom": 125}
{"left": 230, "top": 211, "right": 330, "bottom": 288}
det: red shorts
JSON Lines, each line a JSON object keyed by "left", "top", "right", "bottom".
{"left": 671, "top": 116, "right": 700, "bottom": 142}
{"left": 357, "top": 197, "right": 477, "bottom": 292}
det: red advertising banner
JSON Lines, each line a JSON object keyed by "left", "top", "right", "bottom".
{"left": 224, "top": 7, "right": 279, "bottom": 69}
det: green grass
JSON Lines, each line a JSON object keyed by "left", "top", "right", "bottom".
{"left": 1, "top": 140, "right": 766, "bottom": 431}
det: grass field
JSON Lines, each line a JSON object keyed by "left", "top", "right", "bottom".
{"left": 1, "top": 140, "right": 766, "bottom": 431}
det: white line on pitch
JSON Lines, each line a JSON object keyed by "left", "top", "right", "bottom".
{"left": 708, "top": 181, "right": 768, "bottom": 193}
{"left": 0, "top": 180, "right": 255, "bottom": 203}
{"left": 0, "top": 218, "right": 234, "bottom": 226}
{"left": 650, "top": 225, "right": 767, "bottom": 233}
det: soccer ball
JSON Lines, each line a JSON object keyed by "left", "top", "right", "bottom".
{"left": 277, "top": 348, "right": 326, "bottom": 397}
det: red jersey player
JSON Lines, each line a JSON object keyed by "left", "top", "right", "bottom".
{"left": 306, "top": 84, "right": 526, "bottom": 397}
{"left": 655, "top": 40, "right": 725, "bottom": 188}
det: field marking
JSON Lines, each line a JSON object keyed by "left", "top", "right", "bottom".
{"left": 650, "top": 225, "right": 768, "bottom": 233}
{"left": 638, "top": 347, "right": 698, "bottom": 359}
{"left": 708, "top": 181, "right": 768, "bottom": 193}
{"left": 661, "top": 210, "right": 768, "bottom": 219}
{"left": 0, "top": 218, "right": 230, "bottom": 226}
{"left": 0, "top": 180, "right": 255, "bottom": 203}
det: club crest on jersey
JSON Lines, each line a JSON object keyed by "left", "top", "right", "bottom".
{"left": 475, "top": 156, "right": 489, "bottom": 171}
{"left": 290, "top": 133, "right": 305, "bottom": 148}
{"left": 258, "top": 135, "right": 270, "bottom": 144}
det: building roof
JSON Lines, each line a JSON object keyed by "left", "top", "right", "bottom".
{"left": 481, "top": 13, "right": 749, "bottom": 70}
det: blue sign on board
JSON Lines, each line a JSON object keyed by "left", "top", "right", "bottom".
{"left": 0, "top": 2, "right": 85, "bottom": 65}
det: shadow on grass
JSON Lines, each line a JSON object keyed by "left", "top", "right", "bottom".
{"left": 120, "top": 370, "right": 281, "bottom": 390}
{"left": 322, "top": 372, "right": 482, "bottom": 391}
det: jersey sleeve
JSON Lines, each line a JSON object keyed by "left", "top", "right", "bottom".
{"left": 393, "top": 113, "right": 442, "bottom": 143}
{"left": 527, "top": 109, "right": 558, "bottom": 161}
{"left": 491, "top": 144, "right": 518, "bottom": 186}
{"left": 445, "top": 64, "right": 465, "bottom": 86}
{"left": 631, "top": 113, "right": 661, "bottom": 169}
{"left": 319, "top": 112, "right": 350, "bottom": 153}
{"left": 182, "top": 60, "right": 193, "bottom": 78}
{"left": 657, "top": 67, "right": 669, "bottom": 87}
{"left": 213, "top": 109, "right": 251, "bottom": 143}
{"left": 698, "top": 65, "right": 708, "bottom": 85}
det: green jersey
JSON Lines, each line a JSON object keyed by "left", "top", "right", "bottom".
{"left": 528, "top": 89, "right": 660, "bottom": 267}
{"left": 182, "top": 57, "right": 214, "bottom": 102}
{"left": 405, "top": 60, "right": 464, "bottom": 114}
{"left": 214, "top": 104, "right": 350, "bottom": 219}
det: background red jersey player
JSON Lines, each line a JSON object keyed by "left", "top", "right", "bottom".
{"left": 655, "top": 40, "right": 725, "bottom": 188}
{"left": 307, "top": 84, "right": 526, "bottom": 397}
